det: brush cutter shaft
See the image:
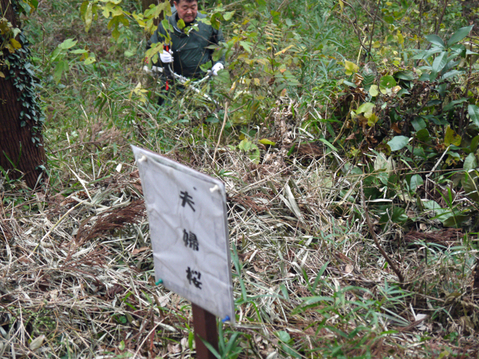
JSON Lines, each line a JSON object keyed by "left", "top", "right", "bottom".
{"left": 143, "top": 66, "right": 217, "bottom": 105}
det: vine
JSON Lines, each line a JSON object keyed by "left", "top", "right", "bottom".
{"left": 1, "top": 0, "right": 44, "bottom": 147}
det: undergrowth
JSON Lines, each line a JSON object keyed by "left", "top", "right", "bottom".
{"left": 1, "top": 0, "right": 479, "bottom": 358}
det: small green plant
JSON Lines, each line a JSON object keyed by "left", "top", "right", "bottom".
{"left": 202, "top": 323, "right": 244, "bottom": 359}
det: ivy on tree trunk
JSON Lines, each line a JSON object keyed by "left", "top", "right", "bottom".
{"left": 0, "top": 0, "right": 46, "bottom": 188}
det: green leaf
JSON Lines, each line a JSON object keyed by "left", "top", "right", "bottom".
{"left": 425, "top": 34, "right": 445, "bottom": 49}
{"left": 177, "top": 18, "right": 185, "bottom": 29}
{"left": 367, "top": 113, "right": 379, "bottom": 126}
{"left": 53, "top": 60, "right": 69, "bottom": 83}
{"left": 387, "top": 136, "right": 409, "bottom": 151}
{"left": 70, "top": 49, "right": 88, "bottom": 54}
{"left": 410, "top": 174, "right": 424, "bottom": 191}
{"left": 447, "top": 25, "right": 473, "bottom": 46}
{"left": 463, "top": 171, "right": 479, "bottom": 203}
{"left": 416, "top": 128, "right": 430, "bottom": 143}
{"left": 432, "top": 52, "right": 447, "bottom": 73}
{"left": 412, "top": 117, "right": 427, "bottom": 131}
{"left": 369, "top": 84, "right": 379, "bottom": 97}
{"left": 84, "top": 55, "right": 96, "bottom": 65}
{"left": 356, "top": 102, "right": 375, "bottom": 115}
{"left": 444, "top": 126, "right": 461, "bottom": 146}
{"left": 59, "top": 38, "right": 78, "bottom": 50}
{"left": 318, "top": 138, "right": 338, "bottom": 152}
{"left": 276, "top": 330, "right": 291, "bottom": 343}
{"left": 423, "top": 200, "right": 441, "bottom": 210}
{"left": 464, "top": 153, "right": 478, "bottom": 171}
{"left": 442, "top": 213, "right": 468, "bottom": 227}
{"left": 441, "top": 69, "right": 462, "bottom": 80}
{"left": 379, "top": 75, "right": 396, "bottom": 89}
{"left": 239, "top": 41, "right": 253, "bottom": 54}
{"left": 81, "top": 1, "right": 93, "bottom": 33}
{"left": 468, "top": 104, "right": 479, "bottom": 127}
{"left": 443, "top": 97, "right": 468, "bottom": 112}
{"left": 394, "top": 70, "right": 415, "bottom": 80}
{"left": 223, "top": 11, "right": 235, "bottom": 21}
{"left": 470, "top": 135, "right": 479, "bottom": 153}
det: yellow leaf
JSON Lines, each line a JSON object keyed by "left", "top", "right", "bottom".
{"left": 338, "top": 0, "right": 344, "bottom": 13}
{"left": 396, "top": 30, "right": 404, "bottom": 45}
{"left": 259, "top": 138, "right": 276, "bottom": 146}
{"left": 367, "top": 113, "right": 379, "bottom": 126}
{"left": 10, "top": 38, "right": 21, "bottom": 50}
{"left": 369, "top": 85, "right": 379, "bottom": 97}
{"left": 444, "top": 126, "right": 461, "bottom": 146}
{"left": 392, "top": 85, "right": 401, "bottom": 95}
{"left": 274, "top": 44, "right": 294, "bottom": 56}
{"left": 254, "top": 78, "right": 260, "bottom": 86}
{"left": 0, "top": 71, "right": 4, "bottom": 78}
{"left": 344, "top": 60, "right": 359, "bottom": 75}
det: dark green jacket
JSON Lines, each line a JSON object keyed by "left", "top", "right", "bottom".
{"left": 147, "top": 12, "right": 225, "bottom": 79}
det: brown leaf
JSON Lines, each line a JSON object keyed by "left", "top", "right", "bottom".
{"left": 391, "top": 122, "right": 402, "bottom": 134}
{"left": 132, "top": 247, "right": 150, "bottom": 255}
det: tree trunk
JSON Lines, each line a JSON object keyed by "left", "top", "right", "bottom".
{"left": 0, "top": 0, "right": 46, "bottom": 188}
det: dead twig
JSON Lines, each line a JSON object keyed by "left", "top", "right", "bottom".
{"left": 360, "top": 181, "right": 404, "bottom": 283}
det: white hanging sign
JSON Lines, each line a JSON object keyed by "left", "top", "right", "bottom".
{"left": 132, "top": 145, "right": 235, "bottom": 323}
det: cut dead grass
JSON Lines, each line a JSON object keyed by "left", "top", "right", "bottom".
{"left": 2, "top": 103, "right": 479, "bottom": 357}
{"left": 2, "top": 1, "right": 479, "bottom": 357}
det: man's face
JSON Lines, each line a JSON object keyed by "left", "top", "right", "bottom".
{"left": 174, "top": 0, "right": 198, "bottom": 23}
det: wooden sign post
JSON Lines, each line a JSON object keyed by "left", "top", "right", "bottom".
{"left": 192, "top": 304, "right": 219, "bottom": 358}
{"left": 132, "top": 145, "right": 234, "bottom": 358}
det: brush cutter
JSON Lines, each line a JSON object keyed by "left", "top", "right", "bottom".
{"left": 143, "top": 64, "right": 218, "bottom": 105}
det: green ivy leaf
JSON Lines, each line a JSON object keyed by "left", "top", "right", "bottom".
{"left": 387, "top": 136, "right": 409, "bottom": 151}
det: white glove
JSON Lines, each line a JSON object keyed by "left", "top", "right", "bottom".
{"left": 160, "top": 49, "right": 174, "bottom": 63}
{"left": 209, "top": 62, "right": 224, "bottom": 76}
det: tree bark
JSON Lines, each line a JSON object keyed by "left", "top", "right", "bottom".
{"left": 0, "top": 0, "right": 46, "bottom": 188}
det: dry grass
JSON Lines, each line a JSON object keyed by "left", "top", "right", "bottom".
{"left": 1, "top": 97, "right": 479, "bottom": 359}
{"left": 2, "top": 1, "right": 479, "bottom": 356}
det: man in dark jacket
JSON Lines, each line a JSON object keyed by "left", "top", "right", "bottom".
{"left": 147, "top": 0, "right": 225, "bottom": 103}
